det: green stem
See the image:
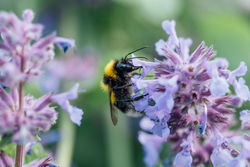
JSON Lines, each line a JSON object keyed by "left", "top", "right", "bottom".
{"left": 56, "top": 111, "right": 75, "bottom": 167}
{"left": 105, "top": 109, "right": 133, "bottom": 167}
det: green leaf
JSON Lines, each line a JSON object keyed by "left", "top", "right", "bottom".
{"left": 25, "top": 143, "right": 48, "bottom": 164}
{"left": 0, "top": 134, "right": 12, "bottom": 149}
{"left": 34, "top": 135, "right": 41, "bottom": 141}
{"left": 2, "top": 143, "right": 16, "bottom": 158}
{"left": 155, "top": 162, "right": 163, "bottom": 167}
{"left": 2, "top": 142, "right": 48, "bottom": 164}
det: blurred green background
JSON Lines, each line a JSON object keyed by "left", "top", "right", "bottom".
{"left": 1, "top": 0, "right": 250, "bottom": 166}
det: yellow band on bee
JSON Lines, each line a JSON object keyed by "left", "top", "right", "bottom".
{"left": 104, "top": 60, "right": 117, "bottom": 79}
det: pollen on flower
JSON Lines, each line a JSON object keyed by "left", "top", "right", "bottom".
{"left": 188, "top": 66, "right": 194, "bottom": 72}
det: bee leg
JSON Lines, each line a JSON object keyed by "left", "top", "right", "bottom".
{"left": 132, "top": 72, "right": 142, "bottom": 77}
{"left": 116, "top": 99, "right": 134, "bottom": 103}
{"left": 116, "top": 94, "right": 148, "bottom": 103}
{"left": 133, "top": 93, "right": 148, "bottom": 101}
{"left": 132, "top": 65, "right": 142, "bottom": 71}
{"left": 113, "top": 83, "right": 133, "bottom": 90}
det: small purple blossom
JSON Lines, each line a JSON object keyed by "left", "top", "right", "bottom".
{"left": 173, "top": 133, "right": 193, "bottom": 167}
{"left": 51, "top": 83, "right": 83, "bottom": 126}
{"left": 54, "top": 37, "right": 75, "bottom": 53}
{"left": 0, "top": 150, "right": 13, "bottom": 167}
{"left": 240, "top": 109, "right": 250, "bottom": 130}
{"left": 138, "top": 117, "right": 165, "bottom": 167}
{"left": 132, "top": 19, "right": 250, "bottom": 166}
{"left": 210, "top": 131, "right": 250, "bottom": 167}
{"left": 210, "top": 131, "right": 233, "bottom": 167}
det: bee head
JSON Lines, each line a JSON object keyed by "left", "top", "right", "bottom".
{"left": 115, "top": 46, "right": 149, "bottom": 73}
{"left": 115, "top": 58, "right": 141, "bottom": 73}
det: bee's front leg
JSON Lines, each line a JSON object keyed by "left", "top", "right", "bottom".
{"left": 116, "top": 94, "right": 148, "bottom": 102}
{"left": 113, "top": 83, "right": 133, "bottom": 90}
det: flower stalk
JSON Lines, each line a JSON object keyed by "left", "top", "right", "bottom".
{"left": 0, "top": 9, "right": 83, "bottom": 166}
{"left": 15, "top": 50, "right": 25, "bottom": 167}
{"left": 15, "top": 144, "right": 24, "bottom": 167}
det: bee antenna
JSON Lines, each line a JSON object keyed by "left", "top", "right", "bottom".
{"left": 127, "top": 56, "right": 148, "bottom": 60}
{"left": 125, "top": 46, "right": 149, "bottom": 59}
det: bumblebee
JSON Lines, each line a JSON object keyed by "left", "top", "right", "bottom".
{"left": 101, "top": 47, "right": 147, "bottom": 125}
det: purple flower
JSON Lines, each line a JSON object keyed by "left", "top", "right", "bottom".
{"left": 173, "top": 149, "right": 192, "bottom": 167}
{"left": 210, "top": 132, "right": 250, "bottom": 167}
{"left": 229, "top": 62, "right": 250, "bottom": 101}
{"left": 0, "top": 9, "right": 43, "bottom": 49}
{"left": 162, "top": 20, "right": 179, "bottom": 49}
{"left": 0, "top": 8, "right": 83, "bottom": 145}
{"left": 138, "top": 118, "right": 165, "bottom": 167}
{"left": 155, "top": 39, "right": 166, "bottom": 56}
{"left": 51, "top": 83, "right": 83, "bottom": 126}
{"left": 173, "top": 133, "right": 193, "bottom": 167}
{"left": 0, "top": 150, "right": 13, "bottom": 167}
{"left": 0, "top": 9, "right": 75, "bottom": 86}
{"left": 210, "top": 131, "right": 233, "bottom": 167}
{"left": 0, "top": 8, "right": 83, "bottom": 167}
{"left": 227, "top": 158, "right": 247, "bottom": 167}
{"left": 132, "top": 54, "right": 157, "bottom": 78}
{"left": 240, "top": 109, "right": 250, "bottom": 130}
{"left": 151, "top": 122, "right": 170, "bottom": 139}
{"left": 0, "top": 87, "right": 57, "bottom": 143}
{"left": 230, "top": 135, "right": 250, "bottom": 160}
{"left": 138, "top": 132, "right": 163, "bottom": 167}
{"left": 133, "top": 19, "right": 250, "bottom": 166}
{"left": 206, "top": 58, "right": 229, "bottom": 96}
{"left": 54, "top": 37, "right": 75, "bottom": 53}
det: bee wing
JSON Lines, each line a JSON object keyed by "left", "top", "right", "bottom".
{"left": 108, "top": 87, "right": 118, "bottom": 126}
{"left": 126, "top": 110, "right": 142, "bottom": 117}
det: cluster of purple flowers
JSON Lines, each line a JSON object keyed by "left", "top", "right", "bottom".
{"left": 132, "top": 20, "right": 250, "bottom": 166}
{"left": 0, "top": 9, "right": 83, "bottom": 166}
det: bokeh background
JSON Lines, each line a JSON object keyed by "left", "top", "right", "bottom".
{"left": 1, "top": 0, "right": 250, "bottom": 166}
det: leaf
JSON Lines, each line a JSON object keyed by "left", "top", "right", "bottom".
{"left": 156, "top": 162, "right": 163, "bottom": 167}
{"left": 0, "top": 134, "right": 12, "bottom": 149}
{"left": 2, "top": 143, "right": 16, "bottom": 158}
{"left": 2, "top": 142, "right": 49, "bottom": 164}
{"left": 25, "top": 143, "right": 48, "bottom": 164}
